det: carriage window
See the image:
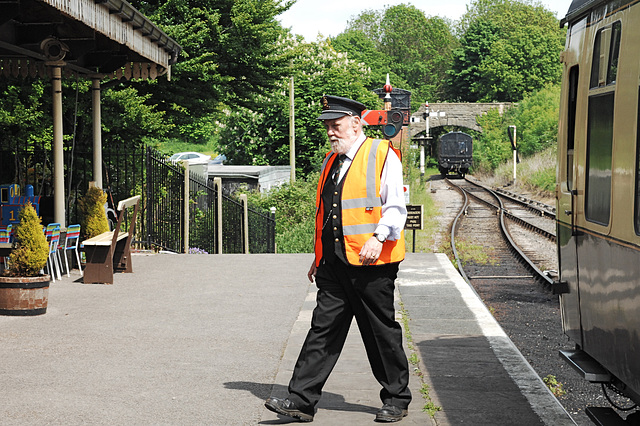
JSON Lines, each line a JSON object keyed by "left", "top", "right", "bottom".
{"left": 585, "top": 93, "right": 614, "bottom": 225}
{"left": 607, "top": 22, "right": 622, "bottom": 85}
{"left": 567, "top": 66, "right": 579, "bottom": 191}
{"left": 589, "top": 30, "right": 602, "bottom": 88}
{"left": 590, "top": 22, "right": 622, "bottom": 88}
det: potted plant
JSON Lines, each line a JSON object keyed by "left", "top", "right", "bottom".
{"left": 0, "top": 202, "right": 51, "bottom": 315}
{"left": 78, "top": 184, "right": 109, "bottom": 239}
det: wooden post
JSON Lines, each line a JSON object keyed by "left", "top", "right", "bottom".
{"left": 183, "top": 161, "right": 189, "bottom": 254}
{"left": 289, "top": 76, "right": 296, "bottom": 183}
{"left": 240, "top": 194, "right": 249, "bottom": 254}
{"left": 214, "top": 178, "right": 223, "bottom": 254}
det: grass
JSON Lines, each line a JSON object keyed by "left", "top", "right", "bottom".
{"left": 404, "top": 167, "right": 441, "bottom": 253}
{"left": 543, "top": 374, "right": 566, "bottom": 397}
{"left": 398, "top": 300, "right": 442, "bottom": 417}
{"left": 454, "top": 240, "right": 497, "bottom": 267}
{"left": 480, "top": 146, "right": 556, "bottom": 197}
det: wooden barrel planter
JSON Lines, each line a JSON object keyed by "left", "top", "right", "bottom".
{"left": 0, "top": 275, "right": 50, "bottom": 316}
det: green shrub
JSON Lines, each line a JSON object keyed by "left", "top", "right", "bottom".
{"left": 276, "top": 218, "right": 315, "bottom": 253}
{"left": 491, "top": 146, "right": 556, "bottom": 194}
{"left": 78, "top": 186, "right": 109, "bottom": 239}
{"left": 6, "top": 202, "right": 49, "bottom": 277}
{"left": 243, "top": 174, "right": 318, "bottom": 254}
{"left": 474, "top": 85, "right": 560, "bottom": 172}
{"left": 529, "top": 168, "right": 556, "bottom": 192}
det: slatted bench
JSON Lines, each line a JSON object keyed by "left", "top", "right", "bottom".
{"left": 83, "top": 195, "right": 140, "bottom": 284}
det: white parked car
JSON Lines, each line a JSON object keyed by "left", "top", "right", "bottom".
{"left": 169, "top": 152, "right": 211, "bottom": 164}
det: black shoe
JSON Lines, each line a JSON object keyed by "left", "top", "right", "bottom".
{"left": 375, "top": 404, "right": 408, "bottom": 422}
{"left": 265, "top": 397, "right": 314, "bottom": 422}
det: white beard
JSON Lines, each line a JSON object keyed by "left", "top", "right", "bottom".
{"left": 330, "top": 138, "right": 349, "bottom": 154}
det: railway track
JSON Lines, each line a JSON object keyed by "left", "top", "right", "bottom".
{"left": 446, "top": 177, "right": 556, "bottom": 287}
{"left": 434, "top": 176, "right": 605, "bottom": 426}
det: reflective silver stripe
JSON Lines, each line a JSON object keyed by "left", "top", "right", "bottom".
{"left": 341, "top": 139, "right": 385, "bottom": 211}
{"left": 342, "top": 197, "right": 382, "bottom": 210}
{"left": 343, "top": 223, "right": 377, "bottom": 236}
{"left": 367, "top": 139, "right": 382, "bottom": 202}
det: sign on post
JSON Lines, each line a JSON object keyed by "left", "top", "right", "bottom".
{"left": 405, "top": 204, "right": 423, "bottom": 253}
{"left": 405, "top": 205, "right": 423, "bottom": 230}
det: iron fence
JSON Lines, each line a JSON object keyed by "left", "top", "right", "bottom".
{"left": 248, "top": 206, "right": 276, "bottom": 253}
{"left": 145, "top": 147, "right": 275, "bottom": 254}
{"left": 0, "top": 142, "right": 145, "bottom": 236}
{"left": 145, "top": 147, "right": 184, "bottom": 252}
{"left": 222, "top": 195, "right": 244, "bottom": 253}
{"left": 0, "top": 142, "right": 275, "bottom": 254}
{"left": 188, "top": 170, "right": 218, "bottom": 254}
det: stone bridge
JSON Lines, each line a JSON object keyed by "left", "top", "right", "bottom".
{"left": 409, "top": 103, "right": 512, "bottom": 137}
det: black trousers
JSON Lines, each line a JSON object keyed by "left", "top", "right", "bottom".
{"left": 287, "top": 259, "right": 411, "bottom": 414}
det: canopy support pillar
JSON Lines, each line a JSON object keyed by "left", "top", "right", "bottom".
{"left": 51, "top": 64, "right": 66, "bottom": 227}
{"left": 92, "top": 78, "right": 103, "bottom": 189}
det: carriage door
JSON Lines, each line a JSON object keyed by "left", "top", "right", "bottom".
{"left": 557, "top": 64, "right": 582, "bottom": 345}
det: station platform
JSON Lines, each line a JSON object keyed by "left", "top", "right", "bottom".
{"left": 262, "top": 253, "right": 576, "bottom": 425}
{"left": 0, "top": 252, "right": 576, "bottom": 425}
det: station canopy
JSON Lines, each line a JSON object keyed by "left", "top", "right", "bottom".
{"left": 0, "top": 0, "right": 182, "bottom": 79}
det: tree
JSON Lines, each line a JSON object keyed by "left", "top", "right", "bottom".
{"left": 509, "top": 84, "right": 560, "bottom": 157}
{"left": 331, "top": 29, "right": 408, "bottom": 95}
{"left": 379, "top": 4, "right": 456, "bottom": 102}
{"left": 129, "top": 0, "right": 293, "bottom": 145}
{"left": 101, "top": 86, "right": 172, "bottom": 146}
{"left": 448, "top": 0, "right": 565, "bottom": 102}
{"left": 218, "top": 37, "right": 381, "bottom": 176}
{"left": 342, "top": 4, "right": 457, "bottom": 105}
{"left": 473, "top": 84, "right": 560, "bottom": 171}
{"left": 0, "top": 79, "right": 50, "bottom": 151}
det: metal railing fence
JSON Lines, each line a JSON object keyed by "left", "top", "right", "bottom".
{"left": 248, "top": 206, "right": 276, "bottom": 254}
{"left": 146, "top": 147, "right": 184, "bottom": 251}
{"left": 0, "top": 142, "right": 275, "bottom": 254}
{"left": 188, "top": 170, "right": 218, "bottom": 254}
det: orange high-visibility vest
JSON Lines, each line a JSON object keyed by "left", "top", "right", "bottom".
{"left": 314, "top": 137, "right": 405, "bottom": 267}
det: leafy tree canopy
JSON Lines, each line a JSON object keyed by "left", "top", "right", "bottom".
{"left": 474, "top": 84, "right": 560, "bottom": 171}
{"left": 218, "top": 36, "right": 381, "bottom": 175}
{"left": 129, "top": 0, "right": 294, "bottom": 145}
{"left": 340, "top": 4, "right": 457, "bottom": 105}
{"left": 448, "top": 0, "right": 565, "bottom": 102}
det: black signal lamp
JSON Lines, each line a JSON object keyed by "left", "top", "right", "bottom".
{"left": 383, "top": 109, "right": 404, "bottom": 138}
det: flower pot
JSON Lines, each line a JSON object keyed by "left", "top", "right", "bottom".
{"left": 0, "top": 275, "right": 50, "bottom": 316}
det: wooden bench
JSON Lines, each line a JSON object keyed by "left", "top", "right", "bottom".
{"left": 83, "top": 195, "right": 140, "bottom": 284}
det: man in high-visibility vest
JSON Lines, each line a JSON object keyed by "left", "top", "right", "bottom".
{"left": 265, "top": 95, "right": 410, "bottom": 423}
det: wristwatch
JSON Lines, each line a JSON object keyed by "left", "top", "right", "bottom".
{"left": 373, "top": 233, "right": 386, "bottom": 243}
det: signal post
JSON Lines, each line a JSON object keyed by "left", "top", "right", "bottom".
{"left": 360, "top": 74, "right": 409, "bottom": 141}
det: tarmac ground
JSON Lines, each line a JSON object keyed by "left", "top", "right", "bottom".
{"left": 0, "top": 253, "right": 576, "bottom": 425}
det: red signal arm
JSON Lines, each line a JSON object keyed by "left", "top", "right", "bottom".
{"left": 361, "top": 109, "right": 388, "bottom": 126}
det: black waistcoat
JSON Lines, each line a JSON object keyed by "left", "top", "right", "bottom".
{"left": 320, "top": 157, "right": 347, "bottom": 264}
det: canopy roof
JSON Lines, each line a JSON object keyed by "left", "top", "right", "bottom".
{"left": 0, "top": 0, "right": 181, "bottom": 78}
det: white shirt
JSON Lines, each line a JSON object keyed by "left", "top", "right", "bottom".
{"left": 336, "top": 133, "right": 407, "bottom": 241}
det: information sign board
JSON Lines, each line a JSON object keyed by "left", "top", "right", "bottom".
{"left": 405, "top": 204, "right": 423, "bottom": 230}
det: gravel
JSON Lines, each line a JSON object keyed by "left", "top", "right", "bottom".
{"left": 425, "top": 175, "right": 635, "bottom": 426}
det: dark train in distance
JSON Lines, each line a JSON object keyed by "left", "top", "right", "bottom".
{"left": 437, "top": 131, "right": 473, "bottom": 177}
{"left": 556, "top": 0, "right": 640, "bottom": 423}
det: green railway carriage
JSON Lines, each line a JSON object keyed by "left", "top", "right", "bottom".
{"left": 557, "top": 0, "right": 640, "bottom": 421}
